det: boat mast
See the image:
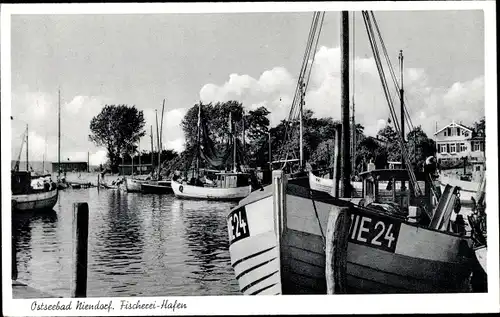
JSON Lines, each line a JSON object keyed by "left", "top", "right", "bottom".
{"left": 230, "top": 112, "right": 237, "bottom": 173}
{"left": 399, "top": 50, "right": 405, "bottom": 168}
{"left": 155, "top": 109, "right": 160, "bottom": 178}
{"left": 26, "top": 124, "right": 29, "bottom": 171}
{"left": 138, "top": 139, "right": 141, "bottom": 175}
{"left": 299, "top": 82, "right": 305, "bottom": 170}
{"left": 268, "top": 131, "right": 272, "bottom": 171}
{"left": 159, "top": 99, "right": 165, "bottom": 173}
{"left": 340, "top": 10, "right": 351, "bottom": 198}
{"left": 195, "top": 103, "right": 201, "bottom": 178}
{"left": 150, "top": 125, "right": 154, "bottom": 171}
{"left": 351, "top": 11, "right": 356, "bottom": 176}
{"left": 58, "top": 89, "right": 61, "bottom": 178}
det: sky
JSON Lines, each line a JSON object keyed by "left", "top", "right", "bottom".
{"left": 8, "top": 9, "right": 485, "bottom": 165}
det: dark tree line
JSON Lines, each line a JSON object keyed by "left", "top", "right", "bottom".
{"left": 88, "top": 102, "right": 483, "bottom": 175}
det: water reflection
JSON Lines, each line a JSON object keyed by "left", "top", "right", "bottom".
{"left": 13, "top": 188, "right": 240, "bottom": 297}
{"left": 181, "top": 200, "right": 238, "bottom": 294}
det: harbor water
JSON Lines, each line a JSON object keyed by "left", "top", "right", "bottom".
{"left": 12, "top": 184, "right": 240, "bottom": 297}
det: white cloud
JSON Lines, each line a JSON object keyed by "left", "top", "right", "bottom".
{"left": 89, "top": 150, "right": 108, "bottom": 165}
{"left": 198, "top": 45, "right": 484, "bottom": 140}
{"left": 165, "top": 138, "right": 185, "bottom": 153}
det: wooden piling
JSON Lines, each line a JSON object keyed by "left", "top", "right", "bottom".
{"left": 325, "top": 207, "right": 350, "bottom": 294}
{"left": 272, "top": 170, "right": 287, "bottom": 292}
{"left": 97, "top": 174, "right": 100, "bottom": 192}
{"left": 72, "top": 202, "right": 89, "bottom": 298}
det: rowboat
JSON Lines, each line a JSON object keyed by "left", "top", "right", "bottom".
{"left": 227, "top": 169, "right": 474, "bottom": 294}
{"left": 171, "top": 172, "right": 251, "bottom": 201}
{"left": 12, "top": 171, "right": 58, "bottom": 212}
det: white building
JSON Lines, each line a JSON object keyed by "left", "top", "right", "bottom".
{"left": 434, "top": 121, "right": 485, "bottom": 175}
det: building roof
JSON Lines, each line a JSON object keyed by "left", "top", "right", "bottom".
{"left": 434, "top": 121, "right": 473, "bottom": 135}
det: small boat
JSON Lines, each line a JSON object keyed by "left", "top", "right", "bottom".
{"left": 438, "top": 173, "right": 484, "bottom": 206}
{"left": 141, "top": 180, "right": 172, "bottom": 194}
{"left": 309, "top": 171, "right": 335, "bottom": 194}
{"left": 171, "top": 172, "right": 251, "bottom": 201}
{"left": 12, "top": 171, "right": 58, "bottom": 212}
{"left": 124, "top": 177, "right": 147, "bottom": 192}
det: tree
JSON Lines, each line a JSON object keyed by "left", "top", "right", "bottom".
{"left": 473, "top": 117, "right": 485, "bottom": 137}
{"left": 406, "top": 126, "right": 436, "bottom": 169}
{"left": 244, "top": 106, "right": 271, "bottom": 167}
{"left": 89, "top": 105, "right": 146, "bottom": 173}
{"left": 377, "top": 125, "right": 401, "bottom": 162}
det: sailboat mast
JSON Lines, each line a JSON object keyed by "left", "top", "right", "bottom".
{"left": 138, "top": 139, "right": 141, "bottom": 175}
{"left": 351, "top": 11, "right": 356, "bottom": 175}
{"left": 195, "top": 103, "right": 201, "bottom": 177}
{"left": 340, "top": 10, "right": 351, "bottom": 198}
{"left": 150, "top": 125, "right": 154, "bottom": 169}
{"left": 159, "top": 99, "right": 165, "bottom": 170}
{"left": 155, "top": 109, "right": 160, "bottom": 176}
{"left": 58, "top": 89, "right": 61, "bottom": 178}
{"left": 399, "top": 50, "right": 405, "bottom": 168}
{"left": 26, "top": 124, "right": 29, "bottom": 171}
{"left": 229, "top": 112, "right": 236, "bottom": 173}
{"left": 299, "top": 82, "right": 304, "bottom": 170}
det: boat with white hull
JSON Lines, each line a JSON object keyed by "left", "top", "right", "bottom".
{"left": 172, "top": 174, "right": 251, "bottom": 201}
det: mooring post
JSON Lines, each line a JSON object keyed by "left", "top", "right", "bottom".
{"left": 272, "top": 170, "right": 287, "bottom": 293}
{"left": 325, "top": 207, "right": 350, "bottom": 294}
{"left": 72, "top": 202, "right": 89, "bottom": 298}
{"left": 97, "top": 174, "right": 100, "bottom": 192}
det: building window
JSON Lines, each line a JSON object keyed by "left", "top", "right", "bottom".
{"left": 456, "top": 128, "right": 460, "bottom": 135}
{"left": 473, "top": 142, "right": 481, "bottom": 151}
{"left": 464, "top": 132, "right": 469, "bottom": 137}
{"left": 460, "top": 143, "right": 467, "bottom": 152}
{"left": 440, "top": 144, "right": 447, "bottom": 153}
{"left": 447, "top": 127, "right": 451, "bottom": 136}
{"left": 449, "top": 144, "right": 456, "bottom": 153}
{"left": 475, "top": 165, "right": 481, "bottom": 171}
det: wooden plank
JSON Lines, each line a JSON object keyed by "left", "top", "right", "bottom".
{"left": 284, "top": 229, "right": 325, "bottom": 255}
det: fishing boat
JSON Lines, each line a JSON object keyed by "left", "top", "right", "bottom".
{"left": 227, "top": 11, "right": 475, "bottom": 295}
{"left": 172, "top": 101, "right": 252, "bottom": 201}
{"left": 141, "top": 180, "right": 172, "bottom": 194}
{"left": 171, "top": 172, "right": 251, "bottom": 201}
{"left": 11, "top": 124, "right": 58, "bottom": 212}
{"left": 228, "top": 168, "right": 473, "bottom": 294}
{"left": 12, "top": 171, "right": 58, "bottom": 212}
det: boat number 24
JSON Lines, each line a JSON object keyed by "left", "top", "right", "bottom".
{"left": 348, "top": 213, "right": 401, "bottom": 253}
{"left": 228, "top": 208, "right": 250, "bottom": 244}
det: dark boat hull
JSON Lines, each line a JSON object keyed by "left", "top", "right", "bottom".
{"left": 141, "top": 182, "right": 173, "bottom": 194}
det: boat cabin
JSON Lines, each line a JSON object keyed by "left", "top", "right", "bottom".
{"left": 12, "top": 171, "right": 32, "bottom": 195}
{"left": 358, "top": 169, "right": 432, "bottom": 216}
{"left": 215, "top": 172, "right": 250, "bottom": 188}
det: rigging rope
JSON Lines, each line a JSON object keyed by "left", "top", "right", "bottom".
{"left": 278, "top": 11, "right": 325, "bottom": 168}
{"left": 362, "top": 11, "right": 424, "bottom": 198}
